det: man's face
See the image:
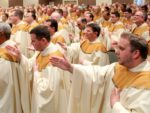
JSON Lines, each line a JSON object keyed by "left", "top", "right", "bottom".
{"left": 147, "top": 15, "right": 150, "bottom": 26}
{"left": 24, "top": 12, "right": 33, "bottom": 23}
{"left": 9, "top": 12, "right": 18, "bottom": 24}
{"left": 116, "top": 38, "right": 133, "bottom": 66}
{"left": 84, "top": 13, "right": 91, "bottom": 22}
{"left": 77, "top": 19, "right": 84, "bottom": 30}
{"left": 30, "top": 34, "right": 44, "bottom": 51}
{"left": 124, "top": 12, "right": 131, "bottom": 19}
{"left": 133, "top": 11, "right": 144, "bottom": 25}
{"left": 1, "top": 14, "right": 8, "bottom": 22}
{"left": 103, "top": 11, "right": 109, "bottom": 20}
{"left": 83, "top": 26, "right": 96, "bottom": 41}
{"left": 43, "top": 21, "right": 55, "bottom": 36}
{"left": 110, "top": 14, "right": 118, "bottom": 23}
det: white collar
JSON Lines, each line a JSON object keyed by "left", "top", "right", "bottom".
{"left": 129, "top": 61, "right": 150, "bottom": 72}
{"left": 40, "top": 43, "right": 58, "bottom": 56}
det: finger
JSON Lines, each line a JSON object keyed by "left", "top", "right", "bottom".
{"left": 115, "top": 88, "right": 118, "bottom": 94}
{"left": 111, "top": 88, "right": 115, "bottom": 95}
{"left": 62, "top": 54, "right": 67, "bottom": 60}
{"left": 50, "top": 58, "right": 58, "bottom": 63}
{"left": 57, "top": 42, "right": 65, "bottom": 46}
{"left": 50, "top": 56, "right": 62, "bottom": 60}
{"left": 6, "top": 45, "right": 13, "bottom": 49}
{"left": 117, "top": 88, "right": 122, "bottom": 93}
{"left": 50, "top": 56, "right": 62, "bottom": 64}
{"left": 5, "top": 45, "right": 14, "bottom": 52}
{"left": 27, "top": 47, "right": 35, "bottom": 51}
{"left": 14, "top": 43, "right": 19, "bottom": 48}
{"left": 115, "top": 88, "right": 121, "bottom": 94}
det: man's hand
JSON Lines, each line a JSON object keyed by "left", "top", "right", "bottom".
{"left": 50, "top": 56, "right": 73, "bottom": 73}
{"left": 110, "top": 88, "right": 121, "bottom": 108}
{"left": 27, "top": 45, "right": 35, "bottom": 51}
{"left": 57, "top": 42, "right": 67, "bottom": 51}
{"left": 5, "top": 45, "right": 21, "bottom": 61}
{"left": 68, "top": 33, "right": 75, "bottom": 42}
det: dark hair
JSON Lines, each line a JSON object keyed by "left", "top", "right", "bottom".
{"left": 14, "top": 9, "right": 24, "bottom": 20}
{"left": 121, "top": 32, "right": 148, "bottom": 60}
{"left": 121, "top": 3, "right": 127, "bottom": 12}
{"left": 56, "top": 9, "right": 63, "bottom": 16}
{"left": 87, "top": 12, "right": 94, "bottom": 21}
{"left": 86, "top": 23, "right": 101, "bottom": 37}
{"left": 3, "top": 13, "right": 9, "bottom": 18}
{"left": 30, "top": 25, "right": 50, "bottom": 42}
{"left": 111, "top": 11, "right": 120, "bottom": 18}
{"left": 81, "top": 17, "right": 87, "bottom": 24}
{"left": 141, "top": 5, "right": 148, "bottom": 13}
{"left": 29, "top": 11, "right": 36, "bottom": 20}
{"left": 46, "top": 19, "right": 58, "bottom": 32}
{"left": 105, "top": 6, "right": 110, "bottom": 12}
{"left": 143, "top": 11, "right": 147, "bottom": 21}
{"left": 104, "top": 11, "right": 110, "bottom": 16}
{"left": 125, "top": 8, "right": 132, "bottom": 14}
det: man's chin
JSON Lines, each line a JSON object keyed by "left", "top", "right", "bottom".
{"left": 118, "top": 60, "right": 123, "bottom": 65}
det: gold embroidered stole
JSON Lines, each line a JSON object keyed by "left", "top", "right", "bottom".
{"left": 108, "top": 23, "right": 124, "bottom": 32}
{"left": 80, "top": 40, "right": 107, "bottom": 54}
{"left": 51, "top": 35, "right": 65, "bottom": 44}
{"left": 70, "top": 12, "right": 78, "bottom": 21}
{"left": 37, "top": 14, "right": 49, "bottom": 24}
{"left": 11, "top": 22, "right": 29, "bottom": 34}
{"left": 120, "top": 17, "right": 133, "bottom": 25}
{"left": 0, "top": 48, "right": 19, "bottom": 62}
{"left": 28, "top": 22, "right": 39, "bottom": 32}
{"left": 113, "top": 63, "right": 150, "bottom": 89}
{"left": 94, "top": 14, "right": 101, "bottom": 22}
{"left": 36, "top": 50, "right": 63, "bottom": 71}
{"left": 60, "top": 17, "right": 68, "bottom": 25}
{"left": 132, "top": 25, "right": 149, "bottom": 36}
{"left": 11, "top": 24, "right": 20, "bottom": 35}
{"left": 101, "top": 20, "right": 111, "bottom": 28}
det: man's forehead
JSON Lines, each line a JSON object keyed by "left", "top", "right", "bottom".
{"left": 119, "top": 38, "right": 130, "bottom": 45}
{"left": 85, "top": 26, "right": 92, "bottom": 30}
{"left": 135, "top": 11, "right": 143, "bottom": 16}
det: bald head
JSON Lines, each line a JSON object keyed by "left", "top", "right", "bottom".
{"left": 51, "top": 12, "right": 61, "bottom": 22}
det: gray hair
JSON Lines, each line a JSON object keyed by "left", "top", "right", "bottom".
{"left": 0, "top": 22, "right": 11, "bottom": 39}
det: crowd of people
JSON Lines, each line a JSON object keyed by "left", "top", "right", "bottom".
{"left": 0, "top": 2, "right": 150, "bottom": 113}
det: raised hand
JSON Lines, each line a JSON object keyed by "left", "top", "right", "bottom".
{"left": 56, "top": 42, "right": 67, "bottom": 51}
{"left": 27, "top": 45, "right": 35, "bottom": 51}
{"left": 5, "top": 45, "right": 21, "bottom": 60}
{"left": 50, "top": 56, "right": 73, "bottom": 73}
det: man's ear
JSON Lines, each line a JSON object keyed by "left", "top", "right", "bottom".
{"left": 94, "top": 31, "right": 98, "bottom": 37}
{"left": 0, "top": 36, "right": 7, "bottom": 45}
{"left": 41, "top": 37, "right": 47, "bottom": 43}
{"left": 132, "top": 50, "right": 140, "bottom": 59}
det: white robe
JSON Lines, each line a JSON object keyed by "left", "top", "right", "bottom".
{"left": 0, "top": 40, "right": 30, "bottom": 113}
{"left": 66, "top": 40, "right": 110, "bottom": 66}
{"left": 68, "top": 61, "right": 150, "bottom": 113}
{"left": 20, "top": 43, "right": 70, "bottom": 113}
